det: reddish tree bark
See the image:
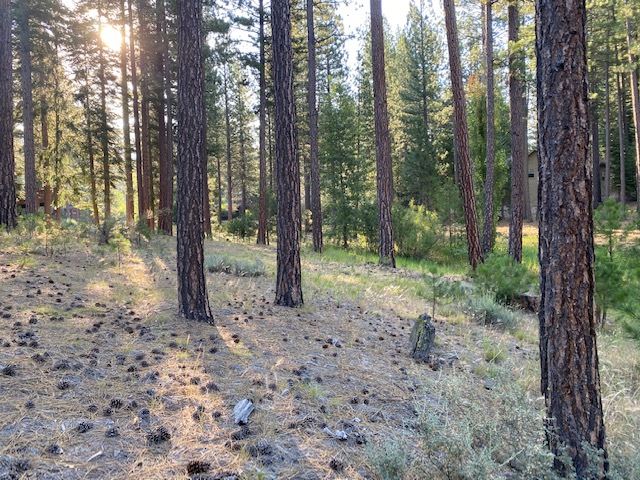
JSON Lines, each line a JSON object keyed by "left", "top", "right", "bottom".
{"left": 97, "top": 1, "right": 111, "bottom": 219}
{"left": 18, "top": 2, "right": 37, "bottom": 214}
{"left": 625, "top": 13, "right": 640, "bottom": 211}
{"left": 0, "top": 0, "right": 16, "bottom": 229}
{"left": 443, "top": 0, "right": 482, "bottom": 269}
{"left": 257, "top": 0, "right": 268, "bottom": 245}
{"left": 482, "top": 0, "right": 495, "bottom": 255}
{"left": 157, "top": 0, "right": 172, "bottom": 234}
{"left": 128, "top": 0, "right": 144, "bottom": 223}
{"left": 536, "top": 0, "right": 608, "bottom": 475}
{"left": 137, "top": 0, "right": 154, "bottom": 228}
{"left": 508, "top": 0, "right": 526, "bottom": 262}
{"left": 307, "top": 0, "right": 323, "bottom": 252}
{"left": 370, "top": 0, "right": 395, "bottom": 268}
{"left": 120, "top": 0, "right": 135, "bottom": 225}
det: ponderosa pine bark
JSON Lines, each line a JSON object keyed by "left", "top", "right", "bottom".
{"left": 128, "top": 0, "right": 144, "bottom": 222}
{"left": 256, "top": 0, "right": 268, "bottom": 245}
{"left": 18, "top": 2, "right": 37, "bottom": 214}
{"left": 307, "top": 0, "right": 323, "bottom": 253}
{"left": 176, "top": 0, "right": 212, "bottom": 322}
{"left": 82, "top": 59, "right": 100, "bottom": 226}
{"left": 223, "top": 68, "right": 233, "bottom": 222}
{"left": 443, "top": 0, "right": 482, "bottom": 269}
{"left": 120, "top": 0, "right": 135, "bottom": 225}
{"left": 97, "top": 2, "right": 111, "bottom": 219}
{"left": 271, "top": 0, "right": 303, "bottom": 307}
{"left": 216, "top": 154, "right": 223, "bottom": 225}
{"left": 625, "top": 12, "right": 640, "bottom": 211}
{"left": 482, "top": 0, "right": 495, "bottom": 255}
{"left": 162, "top": 0, "right": 174, "bottom": 233}
{"left": 0, "top": 0, "right": 16, "bottom": 229}
{"left": 137, "top": 0, "right": 154, "bottom": 228}
{"left": 592, "top": 103, "right": 602, "bottom": 206}
{"left": 156, "top": 0, "right": 172, "bottom": 234}
{"left": 616, "top": 56, "right": 626, "bottom": 204}
{"left": 604, "top": 50, "right": 611, "bottom": 199}
{"left": 40, "top": 98, "right": 52, "bottom": 216}
{"left": 370, "top": 0, "right": 395, "bottom": 268}
{"left": 507, "top": 0, "right": 525, "bottom": 262}
{"left": 536, "top": 0, "right": 608, "bottom": 476}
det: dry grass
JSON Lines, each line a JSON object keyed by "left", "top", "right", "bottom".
{"left": 0, "top": 230, "right": 638, "bottom": 479}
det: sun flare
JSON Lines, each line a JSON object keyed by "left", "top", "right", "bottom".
{"left": 99, "top": 23, "right": 121, "bottom": 52}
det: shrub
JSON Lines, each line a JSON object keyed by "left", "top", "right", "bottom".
{"left": 474, "top": 253, "right": 535, "bottom": 304}
{"left": 393, "top": 202, "right": 443, "bottom": 259}
{"left": 366, "top": 439, "right": 410, "bottom": 480}
{"left": 226, "top": 212, "right": 257, "bottom": 240}
{"left": 465, "top": 294, "right": 522, "bottom": 331}
{"left": 205, "top": 254, "right": 265, "bottom": 277}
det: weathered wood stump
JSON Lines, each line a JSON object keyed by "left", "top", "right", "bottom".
{"left": 410, "top": 313, "right": 436, "bottom": 361}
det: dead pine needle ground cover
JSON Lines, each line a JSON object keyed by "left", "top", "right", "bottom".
{"left": 0, "top": 228, "right": 638, "bottom": 479}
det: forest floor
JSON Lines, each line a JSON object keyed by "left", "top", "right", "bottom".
{"left": 0, "top": 227, "right": 639, "bottom": 479}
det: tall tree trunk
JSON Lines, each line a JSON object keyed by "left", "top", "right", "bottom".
{"left": 202, "top": 91, "right": 211, "bottom": 238}
{"left": 18, "top": 3, "right": 37, "bottom": 214}
{"left": 536, "top": 0, "right": 608, "bottom": 476}
{"left": 176, "top": 0, "right": 212, "bottom": 322}
{"left": 52, "top": 79, "right": 61, "bottom": 220}
{"left": 163, "top": 0, "right": 174, "bottom": 230}
{"left": 97, "top": 2, "right": 111, "bottom": 220}
{"left": 120, "top": 0, "right": 135, "bottom": 225}
{"left": 419, "top": 0, "right": 430, "bottom": 138}
{"left": 616, "top": 55, "right": 626, "bottom": 204}
{"left": 604, "top": 52, "right": 611, "bottom": 199}
{"left": 271, "top": 0, "right": 303, "bottom": 307}
{"left": 482, "top": 0, "right": 495, "bottom": 254}
{"left": 0, "top": 0, "right": 16, "bottom": 229}
{"left": 216, "top": 154, "right": 222, "bottom": 225}
{"left": 83, "top": 60, "right": 100, "bottom": 226}
{"left": 257, "top": 0, "right": 268, "bottom": 245}
{"left": 40, "top": 98, "right": 52, "bottom": 216}
{"left": 370, "top": 0, "right": 395, "bottom": 268}
{"left": 592, "top": 104, "right": 602, "bottom": 206}
{"left": 508, "top": 0, "right": 526, "bottom": 262}
{"left": 238, "top": 81, "right": 248, "bottom": 216}
{"left": 307, "top": 0, "right": 323, "bottom": 252}
{"left": 157, "top": 0, "right": 172, "bottom": 234}
{"left": 625, "top": 13, "right": 640, "bottom": 209}
{"left": 444, "top": 0, "right": 483, "bottom": 269}
{"left": 128, "top": 0, "right": 144, "bottom": 223}
{"left": 224, "top": 68, "right": 233, "bottom": 222}
{"left": 137, "top": 0, "right": 154, "bottom": 228}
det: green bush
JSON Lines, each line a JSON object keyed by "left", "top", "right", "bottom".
{"left": 465, "top": 294, "right": 522, "bottom": 331}
{"left": 205, "top": 254, "right": 265, "bottom": 277}
{"left": 226, "top": 212, "right": 257, "bottom": 240}
{"left": 474, "top": 253, "right": 535, "bottom": 304}
{"left": 366, "top": 439, "right": 410, "bottom": 480}
{"left": 393, "top": 202, "right": 443, "bottom": 259}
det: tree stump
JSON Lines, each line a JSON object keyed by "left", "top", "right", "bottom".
{"left": 410, "top": 314, "right": 436, "bottom": 361}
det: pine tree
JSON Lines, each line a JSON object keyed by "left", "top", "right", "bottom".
{"left": 537, "top": 0, "right": 607, "bottom": 475}
{"left": 443, "top": 0, "right": 482, "bottom": 269}
{"left": 272, "top": 0, "right": 303, "bottom": 307}
{"left": 17, "top": 1, "right": 38, "bottom": 214}
{"left": 176, "top": 0, "right": 212, "bottom": 322}
{"left": 0, "top": 0, "right": 16, "bottom": 228}
{"left": 370, "top": 0, "right": 395, "bottom": 268}
{"left": 306, "top": 0, "right": 323, "bottom": 252}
